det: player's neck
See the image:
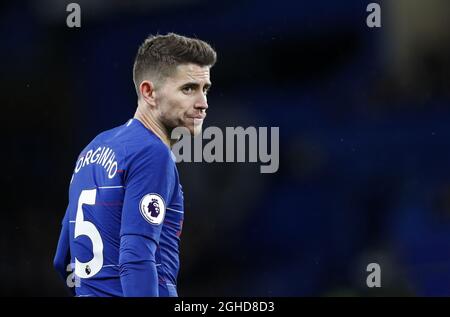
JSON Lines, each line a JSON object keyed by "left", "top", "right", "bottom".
{"left": 133, "top": 108, "right": 172, "bottom": 148}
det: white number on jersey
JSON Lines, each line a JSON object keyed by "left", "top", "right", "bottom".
{"left": 74, "top": 189, "right": 104, "bottom": 278}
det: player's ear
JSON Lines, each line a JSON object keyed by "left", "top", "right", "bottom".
{"left": 139, "top": 80, "right": 156, "bottom": 107}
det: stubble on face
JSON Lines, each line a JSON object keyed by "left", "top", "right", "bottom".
{"left": 155, "top": 63, "right": 211, "bottom": 137}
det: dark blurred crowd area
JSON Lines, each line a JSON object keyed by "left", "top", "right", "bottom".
{"left": 2, "top": 0, "right": 450, "bottom": 296}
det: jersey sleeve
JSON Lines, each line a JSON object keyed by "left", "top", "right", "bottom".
{"left": 120, "top": 142, "right": 175, "bottom": 243}
{"left": 119, "top": 234, "right": 159, "bottom": 296}
{"left": 54, "top": 210, "right": 70, "bottom": 277}
{"left": 53, "top": 208, "right": 75, "bottom": 296}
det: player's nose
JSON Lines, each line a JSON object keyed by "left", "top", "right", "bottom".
{"left": 195, "top": 93, "right": 208, "bottom": 110}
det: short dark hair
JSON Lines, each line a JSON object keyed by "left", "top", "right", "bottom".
{"left": 133, "top": 33, "right": 217, "bottom": 96}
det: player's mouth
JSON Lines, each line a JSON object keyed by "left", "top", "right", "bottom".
{"left": 187, "top": 114, "right": 206, "bottom": 120}
{"left": 186, "top": 114, "right": 206, "bottom": 125}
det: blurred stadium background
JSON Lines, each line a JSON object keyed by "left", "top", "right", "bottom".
{"left": 2, "top": 0, "right": 450, "bottom": 296}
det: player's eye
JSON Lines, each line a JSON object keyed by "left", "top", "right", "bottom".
{"left": 182, "top": 86, "right": 195, "bottom": 95}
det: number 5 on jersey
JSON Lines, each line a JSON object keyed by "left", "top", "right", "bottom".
{"left": 74, "top": 189, "right": 104, "bottom": 278}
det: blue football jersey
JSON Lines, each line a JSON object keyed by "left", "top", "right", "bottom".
{"left": 62, "top": 118, "right": 184, "bottom": 296}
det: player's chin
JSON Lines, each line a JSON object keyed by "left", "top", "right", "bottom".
{"left": 191, "top": 124, "right": 203, "bottom": 136}
{"left": 184, "top": 119, "right": 204, "bottom": 136}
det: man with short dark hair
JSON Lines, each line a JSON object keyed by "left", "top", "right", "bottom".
{"left": 53, "top": 33, "right": 217, "bottom": 297}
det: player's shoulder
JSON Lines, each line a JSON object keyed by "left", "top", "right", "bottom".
{"left": 118, "top": 119, "right": 173, "bottom": 164}
{"left": 89, "top": 121, "right": 130, "bottom": 147}
{"left": 125, "top": 119, "right": 169, "bottom": 151}
{"left": 84, "top": 118, "right": 173, "bottom": 168}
